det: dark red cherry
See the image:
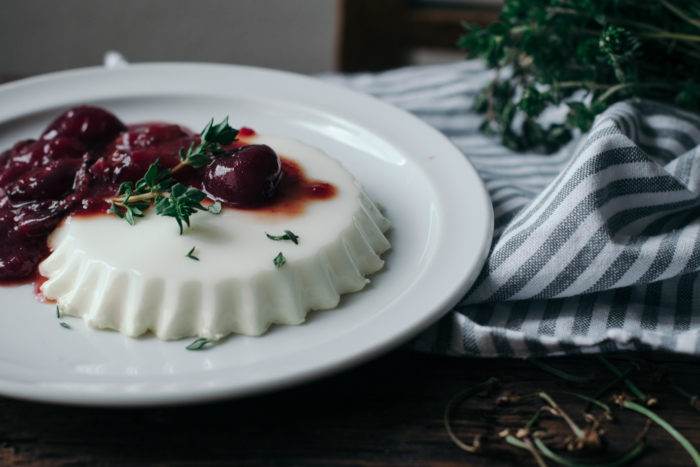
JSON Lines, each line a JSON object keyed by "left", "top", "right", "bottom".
{"left": 41, "top": 137, "right": 87, "bottom": 162}
{"left": 91, "top": 147, "right": 182, "bottom": 184}
{"left": 0, "top": 140, "right": 38, "bottom": 187}
{"left": 6, "top": 158, "right": 83, "bottom": 205}
{"left": 109, "top": 123, "right": 194, "bottom": 151}
{"left": 0, "top": 137, "right": 86, "bottom": 183}
{"left": 203, "top": 144, "right": 282, "bottom": 207}
{"left": 41, "top": 105, "right": 127, "bottom": 149}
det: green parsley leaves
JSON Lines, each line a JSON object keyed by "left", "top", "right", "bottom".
{"left": 265, "top": 230, "right": 299, "bottom": 244}
{"left": 273, "top": 252, "right": 286, "bottom": 268}
{"left": 108, "top": 117, "right": 234, "bottom": 233}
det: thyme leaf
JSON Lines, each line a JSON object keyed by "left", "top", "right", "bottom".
{"left": 59, "top": 322, "right": 71, "bottom": 329}
{"left": 186, "top": 337, "right": 213, "bottom": 350}
{"left": 266, "top": 230, "right": 299, "bottom": 244}
{"left": 273, "top": 252, "right": 286, "bottom": 268}
{"left": 186, "top": 246, "right": 199, "bottom": 261}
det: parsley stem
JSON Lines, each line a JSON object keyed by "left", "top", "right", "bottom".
{"left": 621, "top": 400, "right": 700, "bottom": 466}
{"left": 504, "top": 436, "right": 548, "bottom": 467}
{"left": 444, "top": 378, "right": 499, "bottom": 453}
{"left": 533, "top": 437, "right": 645, "bottom": 467}
{"left": 586, "top": 365, "right": 634, "bottom": 413}
{"left": 562, "top": 391, "right": 613, "bottom": 420}
{"left": 524, "top": 409, "right": 541, "bottom": 430}
{"left": 537, "top": 391, "right": 584, "bottom": 439}
{"left": 597, "top": 356, "right": 655, "bottom": 404}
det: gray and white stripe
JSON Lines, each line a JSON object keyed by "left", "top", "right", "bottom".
{"left": 321, "top": 60, "right": 700, "bottom": 357}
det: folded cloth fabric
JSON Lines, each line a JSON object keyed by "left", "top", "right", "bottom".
{"left": 320, "top": 60, "right": 700, "bottom": 357}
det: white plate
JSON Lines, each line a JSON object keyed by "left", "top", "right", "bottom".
{"left": 0, "top": 63, "right": 492, "bottom": 406}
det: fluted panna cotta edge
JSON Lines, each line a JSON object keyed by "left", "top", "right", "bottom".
{"left": 39, "top": 185, "right": 391, "bottom": 341}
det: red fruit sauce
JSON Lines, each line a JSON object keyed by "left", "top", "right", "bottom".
{"left": 0, "top": 106, "right": 335, "bottom": 287}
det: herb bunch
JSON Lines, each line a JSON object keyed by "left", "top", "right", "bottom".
{"left": 461, "top": 0, "right": 700, "bottom": 153}
{"left": 109, "top": 118, "right": 237, "bottom": 233}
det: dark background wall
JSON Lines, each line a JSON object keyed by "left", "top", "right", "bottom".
{"left": 0, "top": 0, "right": 338, "bottom": 76}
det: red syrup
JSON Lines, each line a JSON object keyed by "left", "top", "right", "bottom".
{"left": 0, "top": 107, "right": 336, "bottom": 290}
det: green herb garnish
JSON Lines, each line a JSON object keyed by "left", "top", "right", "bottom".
{"left": 186, "top": 337, "right": 213, "bottom": 350}
{"left": 273, "top": 252, "right": 286, "bottom": 268}
{"left": 461, "top": 1, "right": 700, "bottom": 153}
{"left": 56, "top": 306, "right": 60, "bottom": 318}
{"left": 173, "top": 117, "right": 239, "bottom": 173}
{"left": 186, "top": 246, "right": 199, "bottom": 261}
{"left": 266, "top": 230, "right": 299, "bottom": 244}
{"left": 108, "top": 117, "right": 233, "bottom": 233}
{"left": 59, "top": 322, "right": 71, "bottom": 329}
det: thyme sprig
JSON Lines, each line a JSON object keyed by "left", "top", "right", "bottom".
{"left": 462, "top": 0, "right": 700, "bottom": 153}
{"left": 108, "top": 117, "right": 233, "bottom": 233}
{"left": 171, "top": 117, "right": 239, "bottom": 174}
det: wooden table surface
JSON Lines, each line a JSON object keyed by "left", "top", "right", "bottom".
{"left": 1, "top": 350, "right": 699, "bottom": 466}
{"left": 0, "top": 74, "right": 698, "bottom": 466}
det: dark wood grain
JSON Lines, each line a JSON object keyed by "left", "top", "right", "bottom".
{"left": 1, "top": 350, "right": 698, "bottom": 466}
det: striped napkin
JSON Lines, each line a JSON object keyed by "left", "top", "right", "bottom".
{"left": 321, "top": 60, "right": 700, "bottom": 357}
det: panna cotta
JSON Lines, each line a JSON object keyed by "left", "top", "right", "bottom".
{"left": 39, "top": 134, "right": 391, "bottom": 340}
{"left": 0, "top": 106, "right": 391, "bottom": 342}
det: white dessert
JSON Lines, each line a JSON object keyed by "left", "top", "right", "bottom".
{"left": 39, "top": 135, "right": 391, "bottom": 340}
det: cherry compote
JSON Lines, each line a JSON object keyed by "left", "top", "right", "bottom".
{"left": 0, "top": 106, "right": 336, "bottom": 286}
